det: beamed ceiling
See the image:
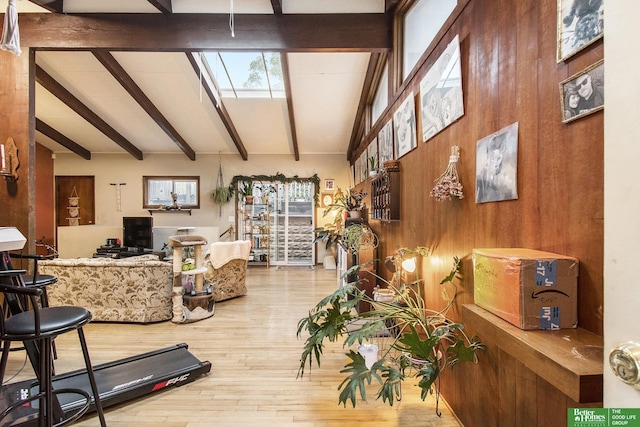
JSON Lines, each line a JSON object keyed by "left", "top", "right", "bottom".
{"left": 12, "top": 0, "right": 399, "bottom": 162}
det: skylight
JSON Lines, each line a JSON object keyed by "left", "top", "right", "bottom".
{"left": 202, "top": 52, "right": 285, "bottom": 99}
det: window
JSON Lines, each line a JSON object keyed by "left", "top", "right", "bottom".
{"left": 201, "top": 52, "right": 284, "bottom": 99}
{"left": 371, "top": 63, "right": 388, "bottom": 126}
{"left": 402, "top": 0, "right": 457, "bottom": 80}
{"left": 143, "top": 176, "right": 200, "bottom": 209}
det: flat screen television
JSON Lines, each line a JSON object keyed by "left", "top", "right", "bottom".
{"left": 122, "top": 217, "right": 153, "bottom": 250}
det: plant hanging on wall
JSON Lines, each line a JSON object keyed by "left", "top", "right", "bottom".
{"left": 430, "top": 145, "right": 464, "bottom": 202}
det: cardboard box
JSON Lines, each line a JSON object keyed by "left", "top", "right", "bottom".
{"left": 473, "top": 248, "right": 578, "bottom": 330}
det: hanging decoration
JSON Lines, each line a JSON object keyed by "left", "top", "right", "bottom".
{"left": 230, "top": 173, "right": 321, "bottom": 206}
{"left": 110, "top": 182, "right": 126, "bottom": 212}
{"left": 67, "top": 186, "right": 81, "bottom": 226}
{"left": 212, "top": 153, "right": 232, "bottom": 217}
{"left": 229, "top": 0, "right": 235, "bottom": 37}
{"left": 1, "top": 0, "right": 21, "bottom": 56}
{"left": 430, "top": 145, "right": 464, "bottom": 202}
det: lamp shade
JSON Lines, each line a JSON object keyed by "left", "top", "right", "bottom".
{"left": 401, "top": 257, "right": 416, "bottom": 273}
{"left": 0, "top": 226, "right": 26, "bottom": 251}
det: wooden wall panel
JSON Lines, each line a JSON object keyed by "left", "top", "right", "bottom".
{"left": 353, "top": 0, "right": 604, "bottom": 424}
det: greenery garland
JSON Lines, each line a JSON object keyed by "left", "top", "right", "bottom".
{"left": 230, "top": 173, "right": 321, "bottom": 206}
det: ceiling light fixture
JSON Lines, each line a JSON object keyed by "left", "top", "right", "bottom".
{"left": 0, "top": 0, "right": 21, "bottom": 56}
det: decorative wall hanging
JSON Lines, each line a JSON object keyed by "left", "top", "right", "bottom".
{"left": 393, "top": 93, "right": 417, "bottom": 159}
{"left": 67, "top": 186, "right": 81, "bottom": 226}
{"left": 1, "top": 136, "right": 19, "bottom": 182}
{"left": 420, "top": 34, "right": 464, "bottom": 143}
{"left": 557, "top": 0, "right": 604, "bottom": 62}
{"left": 475, "top": 122, "right": 519, "bottom": 204}
{"left": 560, "top": 59, "right": 604, "bottom": 123}
{"left": 430, "top": 146, "right": 464, "bottom": 202}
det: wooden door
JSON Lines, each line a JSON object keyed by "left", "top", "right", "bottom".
{"left": 55, "top": 176, "right": 95, "bottom": 227}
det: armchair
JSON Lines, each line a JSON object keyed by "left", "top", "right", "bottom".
{"left": 203, "top": 240, "right": 251, "bottom": 302}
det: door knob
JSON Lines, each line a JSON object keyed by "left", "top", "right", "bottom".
{"left": 609, "top": 341, "right": 640, "bottom": 388}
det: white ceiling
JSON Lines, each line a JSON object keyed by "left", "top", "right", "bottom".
{"left": 16, "top": 0, "right": 387, "bottom": 160}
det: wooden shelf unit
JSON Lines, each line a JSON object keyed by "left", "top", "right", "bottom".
{"left": 462, "top": 304, "right": 603, "bottom": 403}
{"left": 370, "top": 169, "right": 400, "bottom": 221}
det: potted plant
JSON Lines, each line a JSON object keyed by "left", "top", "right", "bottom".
{"left": 340, "top": 222, "right": 377, "bottom": 253}
{"left": 324, "top": 187, "right": 367, "bottom": 220}
{"left": 296, "top": 251, "right": 483, "bottom": 412}
{"left": 239, "top": 180, "right": 254, "bottom": 204}
{"left": 368, "top": 156, "right": 378, "bottom": 177}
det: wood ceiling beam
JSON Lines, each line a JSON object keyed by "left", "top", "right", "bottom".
{"left": 280, "top": 53, "right": 299, "bottom": 161}
{"left": 347, "top": 52, "right": 385, "bottom": 162}
{"left": 148, "top": 0, "right": 173, "bottom": 14}
{"left": 35, "top": 65, "right": 144, "bottom": 160}
{"left": 27, "top": 0, "right": 63, "bottom": 13}
{"left": 35, "top": 118, "right": 91, "bottom": 160}
{"left": 271, "top": 0, "right": 282, "bottom": 15}
{"left": 185, "top": 53, "right": 248, "bottom": 161}
{"left": 92, "top": 50, "right": 196, "bottom": 160}
{"left": 19, "top": 13, "right": 391, "bottom": 52}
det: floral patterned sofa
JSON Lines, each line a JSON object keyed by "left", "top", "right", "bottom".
{"left": 38, "top": 255, "right": 173, "bottom": 323}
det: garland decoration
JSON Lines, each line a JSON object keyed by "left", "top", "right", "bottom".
{"left": 230, "top": 173, "right": 321, "bottom": 206}
{"left": 430, "top": 146, "right": 464, "bottom": 202}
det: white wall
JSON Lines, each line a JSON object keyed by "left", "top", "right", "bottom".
{"left": 604, "top": 0, "right": 640, "bottom": 407}
{"left": 53, "top": 153, "right": 350, "bottom": 260}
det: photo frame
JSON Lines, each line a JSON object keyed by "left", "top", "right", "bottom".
{"left": 367, "top": 138, "right": 379, "bottom": 175}
{"left": 324, "top": 179, "right": 335, "bottom": 191}
{"left": 475, "top": 122, "right": 519, "bottom": 204}
{"left": 321, "top": 192, "right": 334, "bottom": 208}
{"left": 557, "top": 0, "right": 604, "bottom": 62}
{"left": 378, "top": 119, "right": 394, "bottom": 164}
{"left": 559, "top": 59, "right": 604, "bottom": 123}
{"left": 393, "top": 93, "right": 417, "bottom": 159}
{"left": 420, "top": 34, "right": 464, "bottom": 143}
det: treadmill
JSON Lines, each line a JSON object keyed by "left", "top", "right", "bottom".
{"left": 0, "top": 228, "right": 212, "bottom": 426}
{"left": 0, "top": 344, "right": 212, "bottom": 426}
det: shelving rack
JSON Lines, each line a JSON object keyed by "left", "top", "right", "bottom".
{"left": 371, "top": 169, "right": 400, "bottom": 221}
{"left": 241, "top": 202, "right": 270, "bottom": 267}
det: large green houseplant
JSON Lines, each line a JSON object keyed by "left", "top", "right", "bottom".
{"left": 297, "top": 249, "right": 483, "bottom": 413}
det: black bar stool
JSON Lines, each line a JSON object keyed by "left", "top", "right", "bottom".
{"left": 0, "top": 269, "right": 107, "bottom": 427}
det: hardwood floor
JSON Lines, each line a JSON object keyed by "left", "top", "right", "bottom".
{"left": 4, "top": 267, "right": 463, "bottom": 426}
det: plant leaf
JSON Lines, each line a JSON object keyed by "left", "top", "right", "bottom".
{"left": 375, "top": 361, "right": 403, "bottom": 406}
{"left": 338, "top": 350, "right": 375, "bottom": 408}
{"left": 416, "top": 362, "right": 440, "bottom": 400}
{"left": 447, "top": 335, "right": 484, "bottom": 367}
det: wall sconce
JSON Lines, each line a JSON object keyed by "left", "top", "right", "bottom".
{"left": 1, "top": 137, "right": 19, "bottom": 183}
{"left": 401, "top": 257, "right": 417, "bottom": 273}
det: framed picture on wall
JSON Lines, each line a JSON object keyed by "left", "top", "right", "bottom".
{"left": 557, "top": 0, "right": 604, "bottom": 62}
{"left": 559, "top": 59, "right": 604, "bottom": 123}
{"left": 367, "top": 138, "right": 378, "bottom": 174}
{"left": 475, "top": 122, "right": 519, "bottom": 204}
{"left": 420, "top": 34, "right": 464, "bottom": 143}
{"left": 378, "top": 119, "right": 394, "bottom": 164}
{"left": 393, "top": 93, "right": 417, "bottom": 159}
{"left": 324, "top": 179, "right": 335, "bottom": 191}
{"left": 321, "top": 193, "right": 334, "bottom": 208}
